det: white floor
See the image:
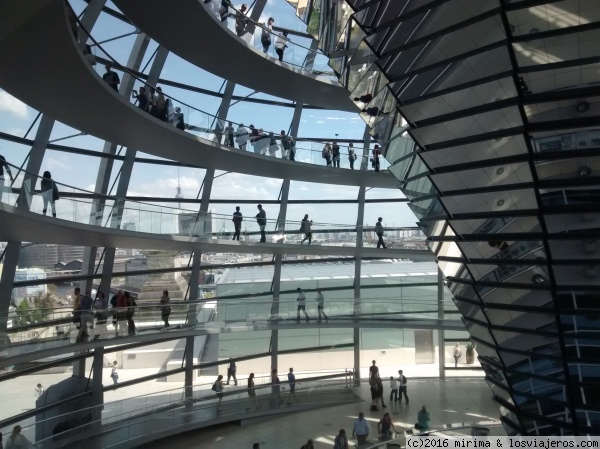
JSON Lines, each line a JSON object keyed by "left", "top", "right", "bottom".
{"left": 139, "top": 378, "right": 503, "bottom": 449}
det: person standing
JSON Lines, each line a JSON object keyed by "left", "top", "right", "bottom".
{"left": 268, "top": 132, "right": 279, "bottom": 157}
{"left": 76, "top": 289, "right": 94, "bottom": 343}
{"left": 174, "top": 107, "right": 185, "bottom": 130}
{"left": 235, "top": 123, "right": 249, "bottom": 150}
{"left": 256, "top": 204, "right": 267, "bottom": 242}
{"left": 4, "top": 425, "right": 31, "bottom": 449}
{"left": 300, "top": 214, "right": 312, "bottom": 245}
{"left": 333, "top": 429, "right": 349, "bottom": 449}
{"left": 124, "top": 291, "right": 137, "bottom": 336}
{"left": 375, "top": 217, "right": 386, "bottom": 249}
{"left": 214, "top": 374, "right": 225, "bottom": 409}
{"left": 270, "top": 368, "right": 281, "bottom": 407}
{"left": 369, "top": 360, "right": 379, "bottom": 380}
{"left": 93, "top": 291, "right": 109, "bottom": 340}
{"left": 376, "top": 378, "right": 387, "bottom": 408}
{"left": 315, "top": 290, "right": 328, "bottom": 322}
{"left": 226, "top": 359, "right": 237, "bottom": 386}
{"left": 416, "top": 405, "right": 430, "bottom": 432}
{"left": 275, "top": 31, "right": 289, "bottom": 61}
{"left": 224, "top": 122, "right": 235, "bottom": 147}
{"left": 322, "top": 143, "right": 332, "bottom": 166}
{"left": 261, "top": 17, "right": 275, "bottom": 54}
{"left": 40, "top": 171, "right": 59, "bottom": 217}
{"left": 246, "top": 373, "right": 260, "bottom": 410}
{"left": 102, "top": 64, "right": 120, "bottom": 92}
{"left": 232, "top": 206, "right": 243, "bottom": 240}
{"left": 352, "top": 412, "right": 370, "bottom": 444}
{"left": 332, "top": 141, "right": 341, "bottom": 168}
{"left": 110, "top": 361, "right": 119, "bottom": 385}
{"left": 235, "top": 4, "right": 248, "bottom": 37}
{"left": 389, "top": 376, "right": 398, "bottom": 402}
{"left": 159, "top": 290, "right": 171, "bottom": 328}
{"left": 132, "top": 86, "right": 148, "bottom": 112}
{"left": 372, "top": 144, "right": 381, "bottom": 172}
{"left": 34, "top": 383, "right": 44, "bottom": 399}
{"left": 398, "top": 370, "right": 409, "bottom": 404}
{"left": 378, "top": 412, "right": 397, "bottom": 439}
{"left": 287, "top": 367, "right": 298, "bottom": 404}
{"left": 348, "top": 143, "right": 356, "bottom": 170}
{"left": 453, "top": 343, "right": 462, "bottom": 368}
{"left": 0, "top": 154, "right": 14, "bottom": 202}
{"left": 280, "top": 131, "right": 294, "bottom": 159}
{"left": 296, "top": 288, "right": 309, "bottom": 322}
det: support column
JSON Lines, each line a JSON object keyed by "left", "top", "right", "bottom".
{"left": 78, "top": 0, "right": 107, "bottom": 44}
{"left": 0, "top": 115, "right": 55, "bottom": 324}
{"left": 89, "top": 347, "right": 105, "bottom": 449}
{"left": 98, "top": 46, "right": 169, "bottom": 295}
{"left": 360, "top": 124, "right": 372, "bottom": 171}
{"left": 213, "top": 81, "right": 236, "bottom": 144}
{"left": 184, "top": 336, "right": 195, "bottom": 401}
{"left": 82, "top": 33, "right": 151, "bottom": 293}
{"left": 353, "top": 185, "right": 366, "bottom": 385}
{"left": 244, "top": 0, "right": 268, "bottom": 36}
{"left": 438, "top": 268, "right": 446, "bottom": 380}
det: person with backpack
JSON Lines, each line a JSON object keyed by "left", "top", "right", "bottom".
{"left": 331, "top": 141, "right": 341, "bottom": 168}
{"left": 256, "top": 204, "right": 267, "bottom": 242}
{"left": 348, "top": 143, "right": 357, "bottom": 170}
{"left": 232, "top": 206, "right": 243, "bottom": 240}
{"left": 213, "top": 374, "right": 225, "bottom": 409}
{"left": 322, "top": 143, "right": 332, "bottom": 166}
{"left": 398, "top": 370, "right": 409, "bottom": 404}
{"left": 300, "top": 214, "right": 312, "bottom": 245}
{"left": 40, "top": 171, "right": 59, "bottom": 217}
{"left": 261, "top": 17, "right": 275, "bottom": 54}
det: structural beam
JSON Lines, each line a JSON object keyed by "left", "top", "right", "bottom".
{"left": 438, "top": 267, "right": 446, "bottom": 380}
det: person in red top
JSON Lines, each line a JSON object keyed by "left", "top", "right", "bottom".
{"left": 372, "top": 144, "right": 382, "bottom": 172}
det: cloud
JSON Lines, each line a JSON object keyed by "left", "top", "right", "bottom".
{"left": 0, "top": 91, "right": 28, "bottom": 119}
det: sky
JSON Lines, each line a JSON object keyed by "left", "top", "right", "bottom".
{"left": 0, "top": 0, "right": 418, "bottom": 229}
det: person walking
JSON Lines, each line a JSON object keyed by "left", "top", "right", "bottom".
{"left": 378, "top": 412, "right": 397, "bottom": 439}
{"left": 275, "top": 31, "right": 289, "bottom": 61}
{"left": 256, "top": 204, "right": 267, "bottom": 242}
{"left": 372, "top": 144, "right": 381, "bottom": 172}
{"left": 232, "top": 206, "right": 243, "bottom": 240}
{"left": 352, "top": 412, "right": 370, "bottom": 444}
{"left": 159, "top": 290, "right": 171, "bottom": 328}
{"left": 4, "top": 425, "right": 31, "bottom": 449}
{"left": 246, "top": 373, "right": 260, "bottom": 410}
{"left": 114, "top": 290, "right": 128, "bottom": 337}
{"left": 270, "top": 369, "right": 281, "bottom": 407}
{"left": 453, "top": 343, "right": 462, "bottom": 368}
{"left": 102, "top": 64, "right": 120, "bottom": 92}
{"left": 124, "top": 291, "right": 137, "bottom": 336}
{"left": 224, "top": 121, "right": 235, "bottom": 147}
{"left": 296, "top": 288, "right": 309, "bottom": 322}
{"left": 375, "top": 217, "right": 386, "bottom": 249}
{"left": 389, "top": 376, "right": 398, "bottom": 403}
{"left": 322, "top": 142, "right": 332, "bottom": 166}
{"left": 334, "top": 429, "right": 349, "bottom": 449}
{"left": 370, "top": 379, "right": 381, "bottom": 411}
{"left": 348, "top": 143, "right": 356, "bottom": 170}
{"left": 93, "top": 291, "right": 109, "bottom": 340}
{"left": 110, "top": 361, "right": 119, "bottom": 385}
{"left": 376, "top": 377, "right": 387, "bottom": 408}
{"left": 235, "top": 4, "right": 248, "bottom": 37}
{"left": 76, "top": 289, "right": 94, "bottom": 343}
{"left": 287, "top": 367, "right": 298, "bottom": 404}
{"left": 235, "top": 123, "right": 249, "bottom": 150}
{"left": 280, "top": 131, "right": 294, "bottom": 159}
{"left": 34, "top": 383, "right": 44, "bottom": 399}
{"left": 40, "top": 171, "right": 59, "bottom": 217}
{"left": 214, "top": 374, "right": 225, "bottom": 409}
{"left": 315, "top": 290, "right": 328, "bottom": 322}
{"left": 416, "top": 405, "right": 430, "bottom": 432}
{"left": 398, "top": 370, "right": 409, "bottom": 404}
{"left": 369, "top": 360, "right": 380, "bottom": 380}
{"left": 261, "top": 17, "right": 275, "bottom": 54}
{"left": 226, "top": 359, "right": 237, "bottom": 385}
{"left": 332, "top": 141, "right": 341, "bottom": 168}
{"left": 110, "top": 290, "right": 123, "bottom": 337}
{"left": 300, "top": 214, "right": 312, "bottom": 245}
{"left": 0, "top": 154, "right": 14, "bottom": 202}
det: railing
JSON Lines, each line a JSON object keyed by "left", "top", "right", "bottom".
{"left": 1, "top": 163, "right": 423, "bottom": 248}
{"left": 19, "top": 376, "right": 356, "bottom": 448}
{"left": 75, "top": 7, "right": 395, "bottom": 171}
{"left": 204, "top": 0, "right": 335, "bottom": 75}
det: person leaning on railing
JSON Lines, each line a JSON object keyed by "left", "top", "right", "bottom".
{"left": 0, "top": 154, "right": 14, "bottom": 202}
{"left": 275, "top": 31, "right": 289, "bottom": 62}
{"left": 234, "top": 3, "right": 248, "bottom": 36}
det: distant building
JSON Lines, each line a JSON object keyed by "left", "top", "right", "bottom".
{"left": 125, "top": 254, "right": 148, "bottom": 290}
{"left": 18, "top": 244, "right": 86, "bottom": 270}
{"left": 13, "top": 268, "right": 47, "bottom": 305}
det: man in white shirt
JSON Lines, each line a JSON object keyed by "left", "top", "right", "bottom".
{"left": 315, "top": 289, "right": 329, "bottom": 322}
{"left": 35, "top": 383, "right": 44, "bottom": 399}
{"left": 352, "top": 412, "right": 370, "bottom": 443}
{"left": 453, "top": 343, "right": 462, "bottom": 367}
{"left": 296, "top": 288, "right": 310, "bottom": 322}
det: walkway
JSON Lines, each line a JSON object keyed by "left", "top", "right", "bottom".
{"left": 113, "top": 0, "right": 356, "bottom": 112}
{"left": 0, "top": 0, "right": 395, "bottom": 188}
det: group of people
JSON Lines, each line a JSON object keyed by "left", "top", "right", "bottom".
{"left": 213, "top": 365, "right": 300, "bottom": 411}
{"left": 368, "top": 361, "right": 410, "bottom": 411}
{"left": 321, "top": 142, "right": 383, "bottom": 171}
{"left": 71, "top": 287, "right": 173, "bottom": 343}
{"left": 229, "top": 124, "right": 297, "bottom": 159}
{"left": 130, "top": 81, "right": 185, "bottom": 130}
{"left": 295, "top": 288, "right": 329, "bottom": 322}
